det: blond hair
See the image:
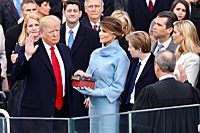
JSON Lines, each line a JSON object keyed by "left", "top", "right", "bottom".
{"left": 39, "top": 15, "right": 61, "bottom": 34}
{"left": 126, "top": 31, "right": 151, "bottom": 53}
{"left": 111, "top": 10, "right": 134, "bottom": 35}
{"left": 18, "top": 13, "right": 40, "bottom": 46}
{"left": 174, "top": 20, "right": 200, "bottom": 59}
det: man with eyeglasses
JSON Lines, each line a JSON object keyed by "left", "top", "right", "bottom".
{"left": 81, "top": 0, "right": 104, "bottom": 31}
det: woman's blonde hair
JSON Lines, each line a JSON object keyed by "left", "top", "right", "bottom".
{"left": 174, "top": 20, "right": 200, "bottom": 59}
{"left": 18, "top": 13, "right": 40, "bottom": 46}
{"left": 111, "top": 10, "right": 134, "bottom": 35}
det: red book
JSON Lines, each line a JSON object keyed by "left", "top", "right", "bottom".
{"left": 71, "top": 76, "right": 96, "bottom": 88}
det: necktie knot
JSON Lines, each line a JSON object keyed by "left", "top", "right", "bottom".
{"left": 50, "top": 46, "right": 54, "bottom": 51}
{"left": 93, "top": 24, "right": 98, "bottom": 31}
{"left": 69, "top": 30, "right": 73, "bottom": 34}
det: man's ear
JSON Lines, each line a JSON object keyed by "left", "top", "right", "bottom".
{"left": 167, "top": 27, "right": 173, "bottom": 34}
{"left": 79, "top": 11, "right": 82, "bottom": 18}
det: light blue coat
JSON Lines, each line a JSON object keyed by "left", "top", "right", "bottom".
{"left": 77, "top": 40, "right": 130, "bottom": 133}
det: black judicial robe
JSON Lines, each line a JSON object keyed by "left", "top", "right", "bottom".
{"left": 133, "top": 78, "right": 200, "bottom": 133}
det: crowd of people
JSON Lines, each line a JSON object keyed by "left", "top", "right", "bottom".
{"left": 0, "top": 0, "right": 200, "bottom": 133}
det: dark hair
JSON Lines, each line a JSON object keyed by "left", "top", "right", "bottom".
{"left": 63, "top": 0, "right": 82, "bottom": 11}
{"left": 100, "top": 16, "right": 123, "bottom": 39}
{"left": 157, "top": 11, "right": 178, "bottom": 29}
{"left": 35, "top": 0, "right": 50, "bottom": 6}
{"left": 170, "top": 0, "right": 190, "bottom": 20}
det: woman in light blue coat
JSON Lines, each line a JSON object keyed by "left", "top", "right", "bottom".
{"left": 74, "top": 17, "right": 130, "bottom": 133}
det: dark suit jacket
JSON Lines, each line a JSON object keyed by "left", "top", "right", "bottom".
{"left": 190, "top": 3, "right": 200, "bottom": 39}
{"left": 151, "top": 39, "right": 177, "bottom": 54}
{"left": 60, "top": 22, "right": 101, "bottom": 117}
{"left": 0, "top": 0, "right": 19, "bottom": 32}
{"left": 12, "top": 39, "right": 73, "bottom": 117}
{"left": 5, "top": 22, "right": 23, "bottom": 77}
{"left": 120, "top": 53, "right": 158, "bottom": 112}
{"left": 127, "top": 0, "right": 173, "bottom": 32}
{"left": 133, "top": 78, "right": 199, "bottom": 133}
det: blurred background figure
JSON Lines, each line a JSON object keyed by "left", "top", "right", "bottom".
{"left": 170, "top": 0, "right": 190, "bottom": 20}
{"left": 149, "top": 19, "right": 157, "bottom": 48}
{"left": 0, "top": 25, "right": 8, "bottom": 91}
{"left": 35, "top": 0, "right": 51, "bottom": 17}
{"left": 127, "top": 0, "right": 174, "bottom": 32}
{"left": 173, "top": 20, "right": 200, "bottom": 87}
{"left": 5, "top": 0, "right": 38, "bottom": 88}
{"left": 0, "top": 0, "right": 20, "bottom": 33}
{"left": 81, "top": 0, "right": 104, "bottom": 31}
{"left": 190, "top": 0, "right": 200, "bottom": 38}
{"left": 111, "top": 10, "right": 134, "bottom": 58}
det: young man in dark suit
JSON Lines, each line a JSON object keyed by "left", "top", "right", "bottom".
{"left": 134, "top": 50, "right": 199, "bottom": 133}
{"left": 13, "top": 15, "right": 73, "bottom": 133}
{"left": 120, "top": 31, "right": 158, "bottom": 112}
{"left": 60, "top": 0, "right": 101, "bottom": 117}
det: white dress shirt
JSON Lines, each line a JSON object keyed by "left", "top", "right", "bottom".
{"left": 65, "top": 22, "right": 80, "bottom": 46}
{"left": 154, "top": 37, "right": 172, "bottom": 55}
{"left": 43, "top": 40, "right": 66, "bottom": 96}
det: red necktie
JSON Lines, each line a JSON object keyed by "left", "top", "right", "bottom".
{"left": 50, "top": 47, "right": 63, "bottom": 110}
{"left": 149, "top": 0, "right": 153, "bottom": 13}
{"left": 93, "top": 24, "right": 97, "bottom": 31}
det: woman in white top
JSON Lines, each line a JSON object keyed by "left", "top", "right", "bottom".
{"left": 173, "top": 20, "right": 200, "bottom": 87}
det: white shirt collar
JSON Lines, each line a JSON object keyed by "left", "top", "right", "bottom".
{"left": 66, "top": 21, "right": 80, "bottom": 38}
{"left": 158, "top": 37, "right": 172, "bottom": 50}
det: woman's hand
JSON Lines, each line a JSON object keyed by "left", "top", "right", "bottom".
{"left": 74, "top": 70, "right": 91, "bottom": 78}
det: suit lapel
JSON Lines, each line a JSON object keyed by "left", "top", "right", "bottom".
{"left": 60, "top": 23, "right": 66, "bottom": 45}
{"left": 71, "top": 24, "right": 86, "bottom": 55}
{"left": 138, "top": 0, "right": 149, "bottom": 17}
{"left": 5, "top": 0, "right": 20, "bottom": 20}
{"left": 36, "top": 40, "right": 55, "bottom": 78}
{"left": 126, "top": 58, "right": 139, "bottom": 85}
{"left": 138, "top": 53, "right": 155, "bottom": 80}
{"left": 56, "top": 44, "right": 70, "bottom": 79}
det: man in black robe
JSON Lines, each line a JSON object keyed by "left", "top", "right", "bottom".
{"left": 133, "top": 50, "right": 200, "bottom": 133}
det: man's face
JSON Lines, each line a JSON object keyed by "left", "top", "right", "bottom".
{"left": 21, "top": 3, "right": 38, "bottom": 17}
{"left": 64, "top": 4, "right": 82, "bottom": 25}
{"left": 127, "top": 42, "right": 140, "bottom": 58}
{"left": 153, "top": 17, "right": 171, "bottom": 39}
{"left": 41, "top": 25, "right": 60, "bottom": 46}
{"left": 85, "top": 0, "right": 103, "bottom": 21}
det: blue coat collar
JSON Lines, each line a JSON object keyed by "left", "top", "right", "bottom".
{"left": 99, "top": 40, "right": 121, "bottom": 56}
